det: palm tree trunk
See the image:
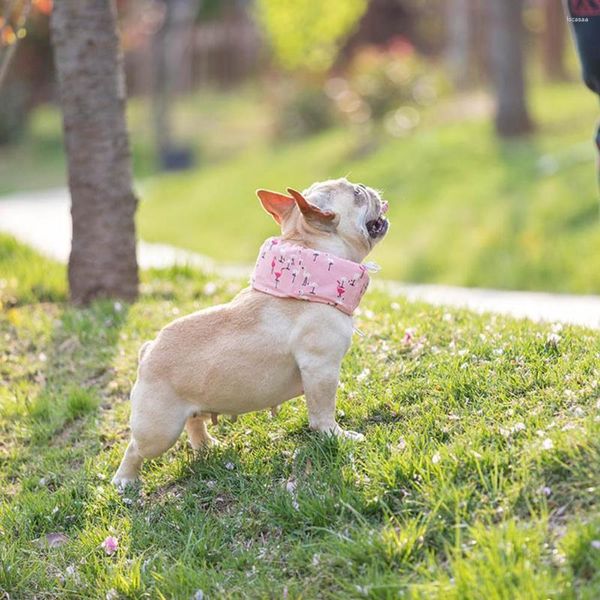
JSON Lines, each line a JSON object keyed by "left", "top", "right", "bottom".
{"left": 51, "top": 0, "right": 138, "bottom": 304}
{"left": 488, "top": 0, "right": 534, "bottom": 137}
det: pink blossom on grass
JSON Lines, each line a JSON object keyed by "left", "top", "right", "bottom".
{"left": 101, "top": 535, "right": 119, "bottom": 555}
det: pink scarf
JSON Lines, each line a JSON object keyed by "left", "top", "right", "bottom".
{"left": 251, "top": 237, "right": 370, "bottom": 315}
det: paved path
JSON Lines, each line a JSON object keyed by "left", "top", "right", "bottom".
{"left": 0, "top": 188, "right": 247, "bottom": 278}
{"left": 1, "top": 188, "right": 599, "bottom": 329}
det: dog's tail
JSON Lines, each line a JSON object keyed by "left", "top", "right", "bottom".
{"left": 138, "top": 340, "right": 154, "bottom": 363}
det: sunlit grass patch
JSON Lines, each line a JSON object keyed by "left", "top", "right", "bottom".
{"left": 0, "top": 233, "right": 66, "bottom": 306}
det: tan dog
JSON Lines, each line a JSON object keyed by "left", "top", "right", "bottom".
{"left": 112, "top": 178, "right": 389, "bottom": 487}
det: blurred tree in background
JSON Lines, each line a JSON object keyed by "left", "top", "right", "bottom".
{"left": 542, "top": 0, "right": 568, "bottom": 81}
{"left": 487, "top": 0, "right": 534, "bottom": 137}
{"left": 445, "top": 0, "right": 477, "bottom": 89}
{"left": 0, "top": 0, "right": 52, "bottom": 143}
{"left": 151, "top": 0, "right": 197, "bottom": 169}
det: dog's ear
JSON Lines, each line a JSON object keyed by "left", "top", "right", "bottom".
{"left": 287, "top": 188, "right": 336, "bottom": 224}
{"left": 256, "top": 189, "right": 295, "bottom": 224}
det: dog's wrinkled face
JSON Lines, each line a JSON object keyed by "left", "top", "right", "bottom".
{"left": 257, "top": 178, "right": 389, "bottom": 261}
{"left": 304, "top": 178, "right": 389, "bottom": 250}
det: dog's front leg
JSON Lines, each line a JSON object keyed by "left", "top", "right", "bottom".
{"left": 300, "top": 362, "right": 364, "bottom": 441}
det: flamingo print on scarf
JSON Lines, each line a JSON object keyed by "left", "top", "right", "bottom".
{"left": 251, "top": 237, "right": 373, "bottom": 316}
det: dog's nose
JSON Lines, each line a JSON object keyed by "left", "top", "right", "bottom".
{"left": 381, "top": 201, "right": 389, "bottom": 214}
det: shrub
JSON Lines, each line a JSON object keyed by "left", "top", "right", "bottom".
{"left": 271, "top": 38, "right": 447, "bottom": 141}
{"left": 272, "top": 80, "right": 338, "bottom": 140}
{"left": 326, "top": 37, "right": 447, "bottom": 136}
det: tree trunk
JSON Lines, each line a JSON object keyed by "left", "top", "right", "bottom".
{"left": 152, "top": 0, "right": 196, "bottom": 167}
{"left": 51, "top": 0, "right": 138, "bottom": 304}
{"left": 487, "top": 0, "right": 534, "bottom": 137}
{"left": 542, "top": 0, "right": 568, "bottom": 81}
{"left": 445, "top": 0, "right": 474, "bottom": 89}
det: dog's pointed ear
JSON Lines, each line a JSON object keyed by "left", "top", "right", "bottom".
{"left": 287, "top": 188, "right": 336, "bottom": 223}
{"left": 256, "top": 189, "right": 295, "bottom": 224}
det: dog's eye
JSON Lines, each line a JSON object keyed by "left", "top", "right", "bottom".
{"left": 354, "top": 186, "right": 362, "bottom": 198}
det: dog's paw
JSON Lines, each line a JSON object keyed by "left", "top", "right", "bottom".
{"left": 311, "top": 422, "right": 365, "bottom": 441}
{"left": 202, "top": 435, "right": 220, "bottom": 449}
{"left": 111, "top": 475, "right": 138, "bottom": 490}
{"left": 190, "top": 435, "right": 220, "bottom": 451}
{"left": 337, "top": 428, "right": 365, "bottom": 442}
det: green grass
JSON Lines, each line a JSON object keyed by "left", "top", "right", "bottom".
{"left": 138, "top": 82, "right": 600, "bottom": 294}
{"left": 1, "top": 234, "right": 600, "bottom": 598}
{"left": 0, "top": 233, "right": 65, "bottom": 306}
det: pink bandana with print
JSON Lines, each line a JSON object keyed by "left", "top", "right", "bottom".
{"left": 251, "top": 237, "right": 370, "bottom": 315}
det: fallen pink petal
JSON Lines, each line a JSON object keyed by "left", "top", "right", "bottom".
{"left": 402, "top": 328, "right": 415, "bottom": 344}
{"left": 101, "top": 535, "right": 119, "bottom": 555}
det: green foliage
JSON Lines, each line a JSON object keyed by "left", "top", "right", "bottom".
{"left": 560, "top": 517, "right": 600, "bottom": 585}
{"left": 339, "top": 39, "right": 445, "bottom": 126}
{"left": 1, "top": 237, "right": 600, "bottom": 597}
{"left": 256, "top": 0, "right": 367, "bottom": 72}
{"left": 273, "top": 80, "right": 338, "bottom": 139}
{"left": 271, "top": 45, "right": 444, "bottom": 139}
{"left": 0, "top": 233, "right": 65, "bottom": 306}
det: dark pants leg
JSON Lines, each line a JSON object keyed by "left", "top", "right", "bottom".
{"left": 566, "top": 1, "right": 600, "bottom": 164}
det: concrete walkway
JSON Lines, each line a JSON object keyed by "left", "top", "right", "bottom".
{"left": 1, "top": 188, "right": 599, "bottom": 329}
{"left": 0, "top": 188, "right": 247, "bottom": 278}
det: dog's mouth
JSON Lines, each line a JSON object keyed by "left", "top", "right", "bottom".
{"left": 359, "top": 188, "right": 389, "bottom": 240}
{"left": 366, "top": 212, "right": 389, "bottom": 239}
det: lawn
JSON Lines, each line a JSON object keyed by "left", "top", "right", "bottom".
{"left": 137, "top": 82, "right": 600, "bottom": 294}
{"left": 1, "top": 233, "right": 600, "bottom": 598}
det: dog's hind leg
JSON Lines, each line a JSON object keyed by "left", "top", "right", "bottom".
{"left": 185, "top": 413, "right": 219, "bottom": 449}
{"left": 112, "top": 380, "right": 189, "bottom": 488}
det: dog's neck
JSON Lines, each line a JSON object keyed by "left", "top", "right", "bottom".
{"left": 282, "top": 223, "right": 370, "bottom": 263}
{"left": 282, "top": 233, "right": 357, "bottom": 262}
{"left": 279, "top": 206, "right": 371, "bottom": 263}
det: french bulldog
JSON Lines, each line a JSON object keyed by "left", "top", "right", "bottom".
{"left": 112, "top": 178, "right": 389, "bottom": 487}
